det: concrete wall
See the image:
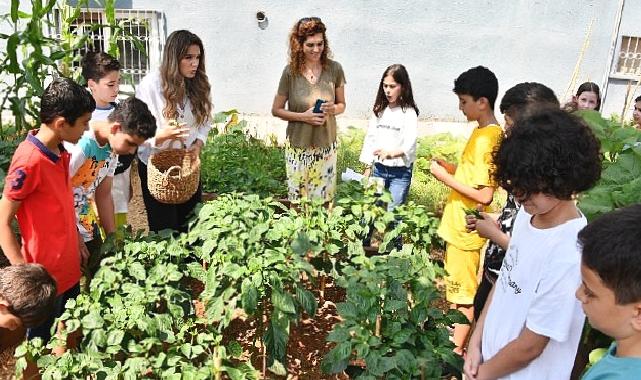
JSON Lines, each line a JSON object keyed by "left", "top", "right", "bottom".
{"left": 600, "top": 0, "right": 641, "bottom": 120}
{"left": 1, "top": 0, "right": 634, "bottom": 121}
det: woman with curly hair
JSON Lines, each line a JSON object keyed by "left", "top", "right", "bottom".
{"left": 136, "top": 30, "right": 213, "bottom": 232}
{"left": 271, "top": 17, "right": 346, "bottom": 202}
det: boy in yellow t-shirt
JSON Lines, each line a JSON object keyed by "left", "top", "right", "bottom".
{"left": 430, "top": 65, "right": 503, "bottom": 357}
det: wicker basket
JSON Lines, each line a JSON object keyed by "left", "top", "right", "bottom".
{"left": 147, "top": 140, "right": 200, "bottom": 204}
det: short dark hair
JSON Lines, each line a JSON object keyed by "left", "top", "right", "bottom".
{"left": 635, "top": 95, "right": 641, "bottom": 103}
{"left": 499, "top": 82, "right": 559, "bottom": 118}
{"left": 493, "top": 108, "right": 601, "bottom": 200}
{"left": 453, "top": 65, "right": 499, "bottom": 110}
{"left": 40, "top": 78, "right": 96, "bottom": 125}
{"left": 578, "top": 204, "right": 641, "bottom": 304}
{"left": 107, "top": 97, "right": 157, "bottom": 139}
{"left": 0, "top": 264, "right": 57, "bottom": 328}
{"left": 81, "top": 51, "right": 121, "bottom": 83}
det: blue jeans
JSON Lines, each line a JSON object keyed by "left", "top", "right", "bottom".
{"left": 27, "top": 283, "right": 80, "bottom": 342}
{"left": 373, "top": 163, "right": 413, "bottom": 210}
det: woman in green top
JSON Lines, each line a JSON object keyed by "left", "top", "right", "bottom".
{"left": 271, "top": 17, "right": 346, "bottom": 202}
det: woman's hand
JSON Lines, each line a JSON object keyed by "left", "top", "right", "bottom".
{"left": 320, "top": 101, "right": 337, "bottom": 115}
{"left": 156, "top": 121, "right": 190, "bottom": 144}
{"left": 301, "top": 106, "right": 326, "bottom": 126}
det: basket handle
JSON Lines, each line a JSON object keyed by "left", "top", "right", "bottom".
{"left": 166, "top": 138, "right": 186, "bottom": 149}
{"left": 164, "top": 165, "right": 182, "bottom": 179}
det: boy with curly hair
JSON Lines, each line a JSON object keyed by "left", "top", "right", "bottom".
{"left": 430, "top": 66, "right": 503, "bottom": 355}
{"left": 576, "top": 204, "right": 641, "bottom": 379}
{"left": 464, "top": 109, "right": 602, "bottom": 380}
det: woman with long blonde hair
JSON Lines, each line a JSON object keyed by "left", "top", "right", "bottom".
{"left": 136, "top": 30, "right": 213, "bottom": 232}
{"left": 271, "top": 17, "right": 346, "bottom": 202}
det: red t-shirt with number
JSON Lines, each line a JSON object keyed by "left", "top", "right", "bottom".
{"left": 2, "top": 131, "right": 80, "bottom": 294}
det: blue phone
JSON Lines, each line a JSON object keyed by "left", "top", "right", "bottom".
{"left": 313, "top": 99, "right": 326, "bottom": 113}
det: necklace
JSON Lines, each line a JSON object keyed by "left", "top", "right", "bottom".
{"left": 304, "top": 64, "right": 321, "bottom": 84}
{"left": 177, "top": 98, "right": 187, "bottom": 120}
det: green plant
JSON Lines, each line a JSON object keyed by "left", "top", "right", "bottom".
{"left": 200, "top": 112, "right": 287, "bottom": 197}
{"left": 0, "top": 0, "right": 145, "bottom": 132}
{"left": 577, "top": 110, "right": 641, "bottom": 221}
{"left": 322, "top": 252, "right": 465, "bottom": 379}
{"left": 14, "top": 231, "right": 258, "bottom": 379}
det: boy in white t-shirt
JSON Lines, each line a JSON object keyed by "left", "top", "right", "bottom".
{"left": 464, "top": 109, "right": 602, "bottom": 380}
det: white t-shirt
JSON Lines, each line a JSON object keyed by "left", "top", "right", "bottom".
{"left": 481, "top": 207, "right": 586, "bottom": 380}
{"left": 359, "top": 106, "right": 418, "bottom": 167}
{"left": 135, "top": 70, "right": 212, "bottom": 165}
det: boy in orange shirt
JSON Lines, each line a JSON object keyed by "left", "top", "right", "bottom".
{"left": 430, "top": 66, "right": 503, "bottom": 356}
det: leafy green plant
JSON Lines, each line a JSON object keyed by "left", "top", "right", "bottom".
{"left": 14, "top": 231, "right": 258, "bottom": 380}
{"left": 577, "top": 110, "right": 641, "bottom": 221}
{"left": 0, "top": 0, "right": 145, "bottom": 131}
{"left": 201, "top": 112, "right": 286, "bottom": 197}
{"left": 322, "top": 252, "right": 465, "bottom": 379}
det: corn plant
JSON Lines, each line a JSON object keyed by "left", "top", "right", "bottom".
{"left": 0, "top": 0, "right": 145, "bottom": 132}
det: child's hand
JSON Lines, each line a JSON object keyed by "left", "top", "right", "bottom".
{"left": 464, "top": 343, "right": 483, "bottom": 380}
{"left": 435, "top": 158, "right": 456, "bottom": 174}
{"left": 302, "top": 107, "right": 326, "bottom": 126}
{"left": 466, "top": 213, "right": 478, "bottom": 231}
{"left": 475, "top": 213, "right": 500, "bottom": 240}
{"left": 430, "top": 160, "right": 449, "bottom": 181}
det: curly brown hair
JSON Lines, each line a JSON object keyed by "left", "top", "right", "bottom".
{"left": 160, "top": 30, "right": 212, "bottom": 126}
{"left": 288, "top": 17, "right": 332, "bottom": 75}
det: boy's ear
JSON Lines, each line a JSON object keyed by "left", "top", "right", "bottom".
{"left": 477, "top": 97, "right": 490, "bottom": 110}
{"left": 110, "top": 122, "right": 122, "bottom": 135}
{"left": 87, "top": 78, "right": 97, "bottom": 91}
{"left": 631, "top": 303, "right": 641, "bottom": 332}
{"left": 0, "top": 303, "right": 22, "bottom": 331}
{"left": 51, "top": 115, "right": 68, "bottom": 130}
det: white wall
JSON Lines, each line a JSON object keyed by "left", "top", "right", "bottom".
{"left": 0, "top": 0, "right": 630, "bottom": 121}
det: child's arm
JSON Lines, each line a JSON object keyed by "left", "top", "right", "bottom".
{"left": 465, "top": 285, "right": 494, "bottom": 379}
{"left": 466, "top": 212, "right": 510, "bottom": 250}
{"left": 430, "top": 161, "right": 495, "bottom": 205}
{"left": 0, "top": 197, "right": 24, "bottom": 265}
{"left": 94, "top": 177, "right": 116, "bottom": 235}
{"left": 475, "top": 328, "right": 549, "bottom": 380}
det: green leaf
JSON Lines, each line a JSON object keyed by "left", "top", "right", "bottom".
{"left": 264, "top": 318, "right": 288, "bottom": 363}
{"left": 107, "top": 329, "right": 125, "bottom": 346}
{"left": 81, "top": 312, "right": 104, "bottom": 330}
{"left": 129, "top": 262, "right": 146, "bottom": 280}
{"left": 295, "top": 287, "right": 317, "bottom": 316}
{"left": 241, "top": 281, "right": 258, "bottom": 314}
{"left": 272, "top": 291, "right": 296, "bottom": 314}
{"left": 10, "top": 0, "right": 19, "bottom": 22}
{"left": 227, "top": 341, "right": 243, "bottom": 358}
{"left": 268, "top": 360, "right": 287, "bottom": 376}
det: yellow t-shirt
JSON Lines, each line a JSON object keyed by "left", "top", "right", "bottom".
{"left": 437, "top": 124, "right": 503, "bottom": 250}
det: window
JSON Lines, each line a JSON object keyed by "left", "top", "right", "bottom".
{"left": 49, "top": 7, "right": 165, "bottom": 86}
{"left": 615, "top": 36, "right": 641, "bottom": 77}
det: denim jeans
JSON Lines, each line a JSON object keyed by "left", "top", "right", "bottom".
{"left": 27, "top": 283, "right": 80, "bottom": 342}
{"left": 372, "top": 163, "right": 413, "bottom": 210}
